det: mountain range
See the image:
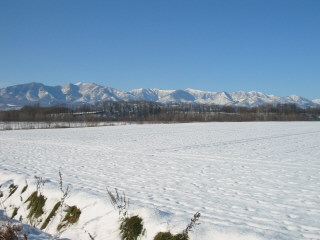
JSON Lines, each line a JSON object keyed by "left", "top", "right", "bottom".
{"left": 0, "top": 82, "right": 319, "bottom": 110}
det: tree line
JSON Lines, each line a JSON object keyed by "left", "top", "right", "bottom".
{"left": 0, "top": 101, "right": 319, "bottom": 122}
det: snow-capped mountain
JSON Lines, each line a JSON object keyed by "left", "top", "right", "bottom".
{"left": 312, "top": 99, "right": 320, "bottom": 105}
{"left": 0, "top": 82, "right": 319, "bottom": 110}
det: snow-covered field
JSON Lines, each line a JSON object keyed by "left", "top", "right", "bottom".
{"left": 0, "top": 121, "right": 126, "bottom": 130}
{"left": 1, "top": 122, "right": 320, "bottom": 240}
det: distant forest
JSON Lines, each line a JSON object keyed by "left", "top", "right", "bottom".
{"left": 1, "top": 101, "right": 320, "bottom": 122}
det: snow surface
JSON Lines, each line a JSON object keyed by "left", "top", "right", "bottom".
{"left": 1, "top": 122, "right": 320, "bottom": 240}
{"left": 312, "top": 99, "right": 320, "bottom": 104}
{"left": 0, "top": 121, "right": 127, "bottom": 130}
{"left": 0, "top": 210, "right": 52, "bottom": 240}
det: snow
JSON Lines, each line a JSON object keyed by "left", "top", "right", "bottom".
{"left": 1, "top": 122, "right": 320, "bottom": 240}
{"left": 0, "top": 121, "right": 126, "bottom": 130}
{"left": 312, "top": 99, "right": 320, "bottom": 104}
{"left": 0, "top": 209, "right": 52, "bottom": 240}
{"left": 1, "top": 83, "right": 320, "bottom": 110}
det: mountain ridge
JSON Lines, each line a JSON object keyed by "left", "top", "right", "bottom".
{"left": 0, "top": 82, "right": 319, "bottom": 110}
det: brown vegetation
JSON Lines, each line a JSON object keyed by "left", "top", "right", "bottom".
{"left": 1, "top": 102, "right": 319, "bottom": 123}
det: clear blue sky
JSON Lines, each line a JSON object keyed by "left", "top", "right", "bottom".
{"left": 1, "top": 0, "right": 319, "bottom": 99}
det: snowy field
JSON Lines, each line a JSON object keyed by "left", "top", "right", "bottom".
{"left": 1, "top": 122, "right": 320, "bottom": 240}
{"left": 0, "top": 121, "right": 126, "bottom": 130}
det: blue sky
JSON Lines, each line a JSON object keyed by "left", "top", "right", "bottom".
{"left": 1, "top": 0, "right": 319, "bottom": 99}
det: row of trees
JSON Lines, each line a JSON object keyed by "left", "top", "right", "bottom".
{"left": 0, "top": 101, "right": 319, "bottom": 122}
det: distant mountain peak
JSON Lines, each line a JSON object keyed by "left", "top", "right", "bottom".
{"left": 312, "top": 99, "right": 320, "bottom": 104}
{"left": 0, "top": 82, "right": 318, "bottom": 110}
